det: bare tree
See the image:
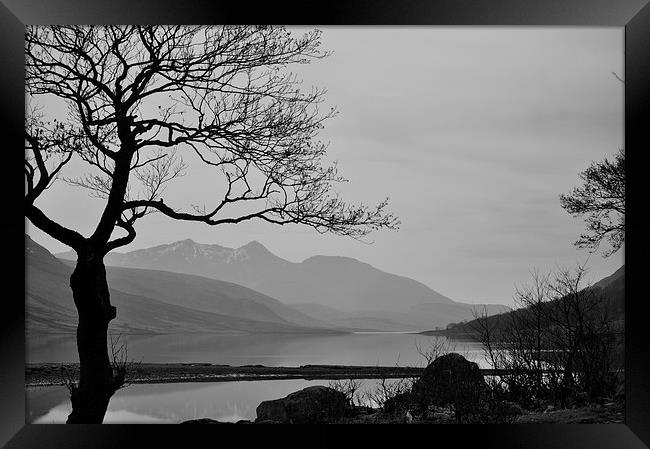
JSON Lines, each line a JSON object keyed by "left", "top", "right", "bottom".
{"left": 25, "top": 26, "right": 399, "bottom": 423}
{"left": 472, "top": 264, "right": 620, "bottom": 408}
{"left": 328, "top": 378, "right": 364, "bottom": 408}
{"left": 58, "top": 364, "right": 80, "bottom": 396}
{"left": 414, "top": 337, "right": 455, "bottom": 366}
{"left": 107, "top": 332, "right": 141, "bottom": 391}
{"left": 361, "top": 358, "right": 417, "bottom": 412}
{"left": 543, "top": 265, "right": 618, "bottom": 403}
{"left": 471, "top": 306, "right": 510, "bottom": 398}
{"left": 362, "top": 375, "right": 414, "bottom": 411}
{"left": 59, "top": 332, "right": 137, "bottom": 395}
{"left": 560, "top": 149, "right": 625, "bottom": 257}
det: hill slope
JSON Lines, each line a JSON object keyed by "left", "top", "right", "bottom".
{"left": 27, "top": 236, "right": 337, "bottom": 335}
{"left": 427, "top": 265, "right": 624, "bottom": 338}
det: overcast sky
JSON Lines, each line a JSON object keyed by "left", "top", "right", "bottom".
{"left": 27, "top": 27, "right": 624, "bottom": 306}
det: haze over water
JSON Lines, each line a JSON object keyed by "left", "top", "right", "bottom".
{"left": 27, "top": 332, "right": 484, "bottom": 367}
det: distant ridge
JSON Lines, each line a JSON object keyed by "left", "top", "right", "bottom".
{"left": 56, "top": 238, "right": 508, "bottom": 330}
{"left": 57, "top": 238, "right": 455, "bottom": 310}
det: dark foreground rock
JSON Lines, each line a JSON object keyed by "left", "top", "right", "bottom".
{"left": 383, "top": 392, "right": 413, "bottom": 416}
{"left": 411, "top": 353, "right": 486, "bottom": 420}
{"left": 181, "top": 418, "right": 230, "bottom": 424}
{"left": 256, "top": 386, "right": 347, "bottom": 424}
{"left": 181, "top": 418, "right": 253, "bottom": 424}
{"left": 181, "top": 399, "right": 623, "bottom": 424}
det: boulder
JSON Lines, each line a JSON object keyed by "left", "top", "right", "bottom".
{"left": 256, "top": 386, "right": 347, "bottom": 424}
{"left": 181, "top": 418, "right": 230, "bottom": 424}
{"left": 411, "top": 353, "right": 486, "bottom": 419}
{"left": 181, "top": 418, "right": 253, "bottom": 424}
{"left": 383, "top": 392, "right": 413, "bottom": 416}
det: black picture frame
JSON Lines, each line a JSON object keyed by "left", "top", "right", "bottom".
{"left": 2, "top": 1, "right": 649, "bottom": 448}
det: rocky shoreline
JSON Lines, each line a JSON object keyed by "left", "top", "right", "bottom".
{"left": 179, "top": 384, "right": 624, "bottom": 425}
{"left": 180, "top": 353, "right": 624, "bottom": 425}
{"left": 181, "top": 400, "right": 625, "bottom": 424}
{"left": 27, "top": 354, "right": 625, "bottom": 425}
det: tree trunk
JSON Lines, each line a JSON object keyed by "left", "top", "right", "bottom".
{"left": 66, "top": 252, "right": 120, "bottom": 424}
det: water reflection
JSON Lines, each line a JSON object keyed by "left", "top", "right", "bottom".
{"left": 30, "top": 380, "right": 333, "bottom": 423}
{"left": 27, "top": 332, "right": 486, "bottom": 367}
{"left": 35, "top": 407, "right": 170, "bottom": 424}
{"left": 27, "top": 333, "right": 489, "bottom": 424}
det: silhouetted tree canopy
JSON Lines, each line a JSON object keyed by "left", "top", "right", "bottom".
{"left": 559, "top": 149, "right": 624, "bottom": 257}
{"left": 24, "top": 25, "right": 399, "bottom": 424}
{"left": 25, "top": 25, "right": 399, "bottom": 255}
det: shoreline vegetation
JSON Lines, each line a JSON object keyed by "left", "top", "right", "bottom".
{"left": 27, "top": 359, "right": 625, "bottom": 425}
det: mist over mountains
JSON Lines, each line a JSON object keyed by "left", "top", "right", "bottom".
{"left": 54, "top": 238, "right": 508, "bottom": 331}
{"left": 27, "top": 236, "right": 336, "bottom": 335}
{"left": 58, "top": 239, "right": 476, "bottom": 308}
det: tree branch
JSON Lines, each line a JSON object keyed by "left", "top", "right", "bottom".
{"left": 26, "top": 204, "right": 85, "bottom": 249}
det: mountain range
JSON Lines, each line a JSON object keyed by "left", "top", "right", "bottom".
{"left": 27, "top": 235, "right": 337, "bottom": 335}
{"left": 55, "top": 238, "right": 509, "bottom": 330}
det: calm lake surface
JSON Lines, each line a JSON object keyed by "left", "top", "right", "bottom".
{"left": 27, "top": 332, "right": 485, "bottom": 366}
{"left": 27, "top": 332, "right": 486, "bottom": 423}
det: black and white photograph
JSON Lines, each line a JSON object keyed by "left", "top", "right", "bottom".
{"left": 24, "top": 25, "right": 627, "bottom": 426}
